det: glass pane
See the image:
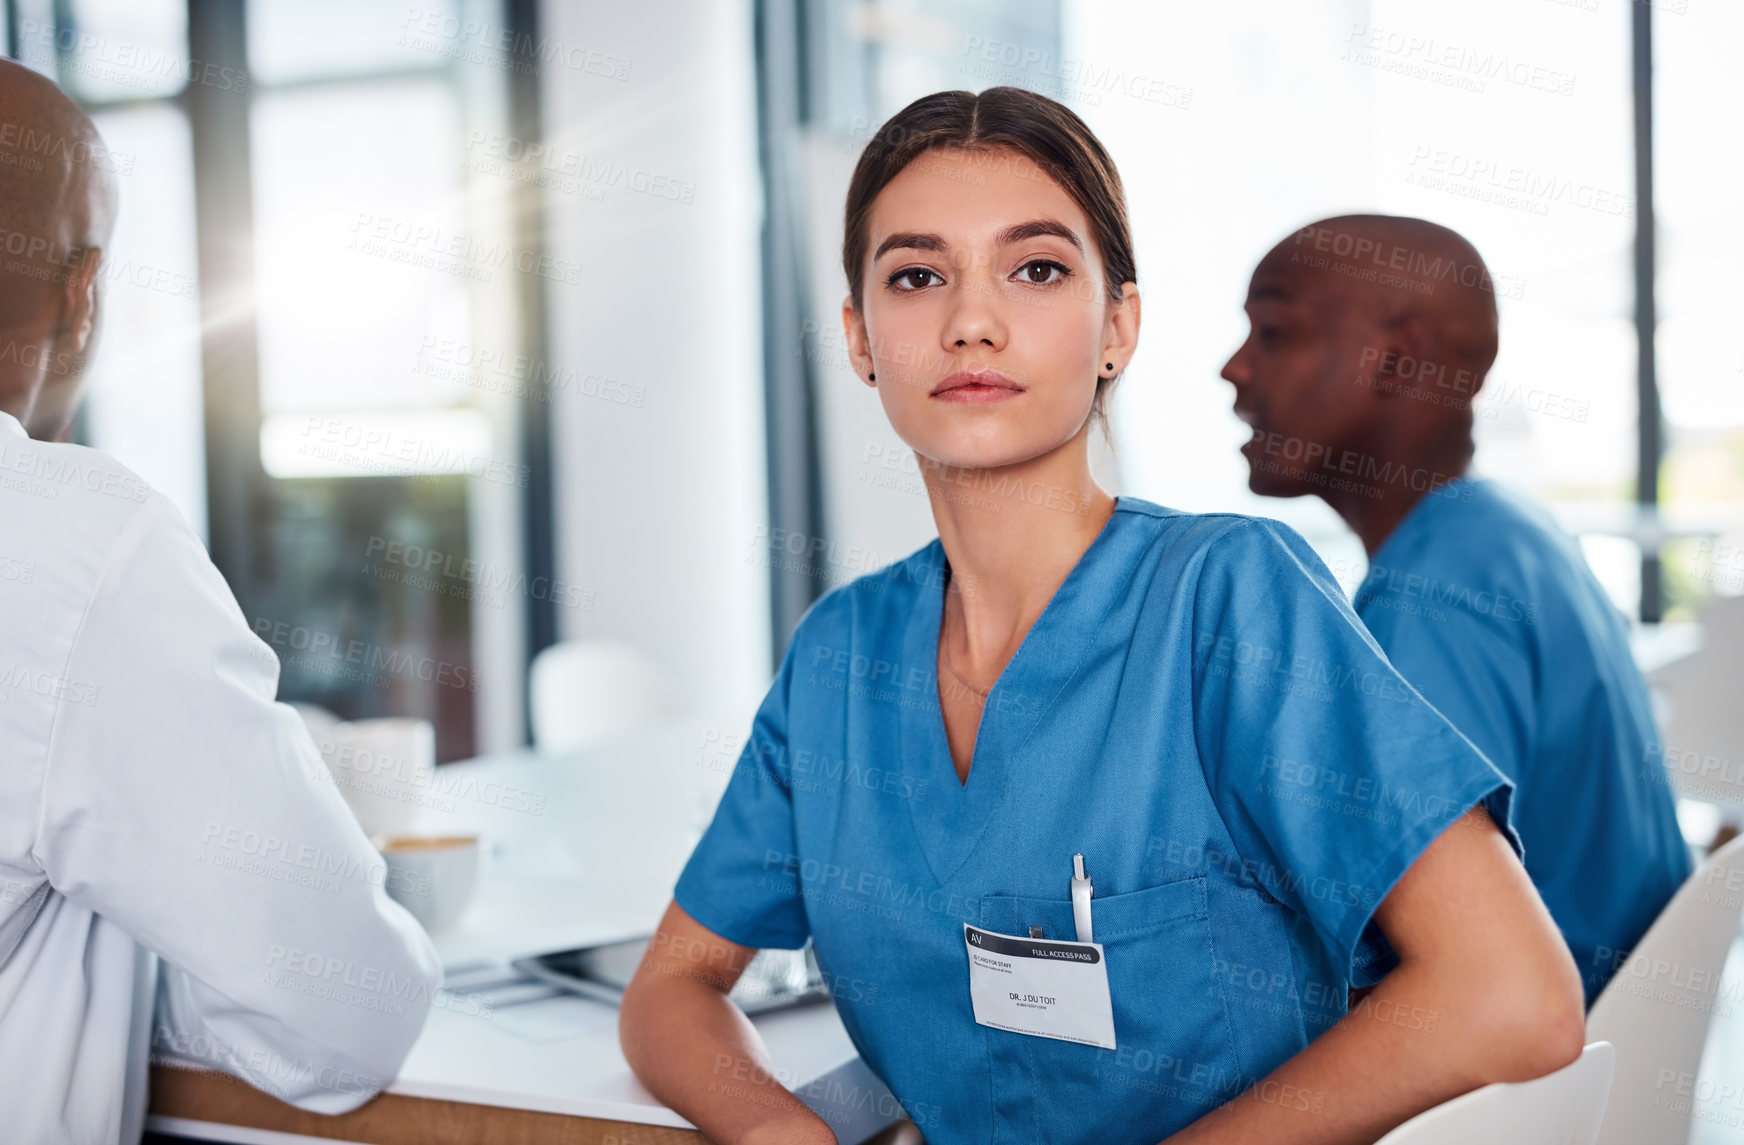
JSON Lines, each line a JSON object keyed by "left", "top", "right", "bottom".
{"left": 1655, "top": 0, "right": 1744, "bottom": 619}
{"left": 258, "top": 407, "right": 498, "bottom": 481}
{"left": 1066, "top": 0, "right": 1375, "bottom": 555}
{"left": 8, "top": 0, "right": 64, "bottom": 81}
{"left": 251, "top": 76, "right": 471, "bottom": 416}
{"left": 40, "top": 0, "right": 191, "bottom": 102}
{"left": 1369, "top": 2, "right": 1637, "bottom": 518}
{"left": 810, "top": 0, "right": 1058, "bottom": 136}
{"left": 83, "top": 103, "right": 207, "bottom": 536}
{"left": 246, "top": 0, "right": 460, "bottom": 86}
{"left": 254, "top": 475, "right": 480, "bottom": 762}
{"left": 1061, "top": 0, "right": 1635, "bottom": 606}
{"left": 247, "top": 67, "right": 517, "bottom": 764}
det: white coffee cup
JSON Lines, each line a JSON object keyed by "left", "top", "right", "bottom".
{"left": 316, "top": 718, "right": 437, "bottom": 838}
{"left": 377, "top": 834, "right": 481, "bottom": 933}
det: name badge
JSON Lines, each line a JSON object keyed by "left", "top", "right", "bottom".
{"left": 963, "top": 923, "right": 1116, "bottom": 1049}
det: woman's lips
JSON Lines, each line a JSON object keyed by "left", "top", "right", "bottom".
{"left": 931, "top": 370, "right": 1025, "bottom": 404}
{"left": 932, "top": 383, "right": 1024, "bottom": 404}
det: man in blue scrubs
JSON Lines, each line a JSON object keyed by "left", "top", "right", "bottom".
{"left": 1221, "top": 213, "right": 1691, "bottom": 1002}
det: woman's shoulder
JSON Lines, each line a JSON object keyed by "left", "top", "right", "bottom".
{"left": 1106, "top": 500, "right": 1349, "bottom": 631}
{"left": 785, "top": 535, "right": 946, "bottom": 644}
{"left": 1116, "top": 497, "right": 1323, "bottom": 573}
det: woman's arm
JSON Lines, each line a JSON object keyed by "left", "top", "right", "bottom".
{"left": 1163, "top": 806, "right": 1586, "bottom": 1145}
{"left": 620, "top": 900, "right": 838, "bottom": 1145}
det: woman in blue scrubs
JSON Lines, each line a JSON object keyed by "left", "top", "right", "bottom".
{"left": 620, "top": 87, "right": 1585, "bottom": 1145}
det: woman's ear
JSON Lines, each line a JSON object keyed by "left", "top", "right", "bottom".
{"left": 842, "top": 295, "right": 876, "bottom": 387}
{"left": 1100, "top": 281, "right": 1140, "bottom": 375}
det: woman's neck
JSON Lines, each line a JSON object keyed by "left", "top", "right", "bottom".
{"left": 924, "top": 432, "right": 1115, "bottom": 674}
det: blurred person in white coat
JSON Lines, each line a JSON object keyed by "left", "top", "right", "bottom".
{"left": 0, "top": 59, "right": 442, "bottom": 1144}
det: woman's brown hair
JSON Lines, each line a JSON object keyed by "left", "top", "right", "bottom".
{"left": 842, "top": 86, "right": 1138, "bottom": 426}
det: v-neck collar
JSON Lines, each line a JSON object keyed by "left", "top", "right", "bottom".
{"left": 897, "top": 497, "right": 1134, "bottom": 887}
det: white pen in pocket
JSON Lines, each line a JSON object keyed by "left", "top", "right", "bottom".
{"left": 1071, "top": 852, "right": 1094, "bottom": 943}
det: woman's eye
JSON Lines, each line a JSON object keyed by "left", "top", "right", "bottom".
{"left": 1016, "top": 259, "right": 1070, "bottom": 285}
{"left": 887, "top": 267, "right": 941, "bottom": 291}
{"left": 1256, "top": 325, "right": 1284, "bottom": 346}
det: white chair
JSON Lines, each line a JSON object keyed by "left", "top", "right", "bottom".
{"left": 1649, "top": 595, "right": 1744, "bottom": 814}
{"left": 528, "top": 639, "right": 671, "bottom": 754}
{"left": 1588, "top": 833, "right": 1744, "bottom": 1145}
{"left": 1373, "top": 1041, "right": 1614, "bottom": 1144}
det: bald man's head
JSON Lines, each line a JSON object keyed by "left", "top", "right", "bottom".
{"left": 1220, "top": 214, "right": 1501, "bottom": 501}
{"left": 0, "top": 58, "right": 119, "bottom": 440}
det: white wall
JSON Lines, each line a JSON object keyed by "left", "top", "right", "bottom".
{"left": 540, "top": 0, "right": 772, "bottom": 723}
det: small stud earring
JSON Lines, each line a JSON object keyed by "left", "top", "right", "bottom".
{"left": 1105, "top": 362, "right": 1114, "bottom": 370}
{"left": 869, "top": 372, "right": 876, "bottom": 381}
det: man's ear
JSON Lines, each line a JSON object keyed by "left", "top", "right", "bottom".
{"left": 841, "top": 294, "right": 875, "bottom": 388}
{"left": 1352, "top": 328, "right": 1402, "bottom": 398}
{"left": 59, "top": 246, "right": 103, "bottom": 353}
{"left": 1360, "top": 312, "right": 1436, "bottom": 400}
{"left": 1385, "top": 312, "right": 1449, "bottom": 400}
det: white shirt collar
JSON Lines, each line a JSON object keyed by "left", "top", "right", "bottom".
{"left": 0, "top": 410, "right": 26, "bottom": 440}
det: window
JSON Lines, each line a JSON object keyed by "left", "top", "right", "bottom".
{"left": 1654, "top": 0, "right": 1744, "bottom": 617}
{"left": 238, "top": 0, "right": 531, "bottom": 760}
{"left": 1068, "top": 0, "right": 1641, "bottom": 600}
{"left": 84, "top": 102, "right": 207, "bottom": 535}
{"left": 15, "top": 0, "right": 537, "bottom": 761}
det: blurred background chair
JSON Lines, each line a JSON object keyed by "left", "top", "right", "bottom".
{"left": 1650, "top": 595, "right": 1744, "bottom": 827}
{"left": 1373, "top": 1042, "right": 1614, "bottom": 1145}
{"left": 1589, "top": 834, "right": 1744, "bottom": 1145}
{"left": 529, "top": 640, "right": 672, "bottom": 755}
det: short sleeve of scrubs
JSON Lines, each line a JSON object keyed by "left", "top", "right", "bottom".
{"left": 1189, "top": 518, "right": 1520, "bottom": 987}
{"left": 672, "top": 630, "right": 811, "bottom": 950}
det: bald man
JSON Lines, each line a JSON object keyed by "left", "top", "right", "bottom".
{"left": 0, "top": 60, "right": 441, "bottom": 1144}
{"left": 1221, "top": 214, "right": 1690, "bottom": 1004}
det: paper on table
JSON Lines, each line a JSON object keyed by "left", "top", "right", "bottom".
{"left": 440, "top": 965, "right": 621, "bottom": 1043}
{"left": 488, "top": 993, "right": 620, "bottom": 1043}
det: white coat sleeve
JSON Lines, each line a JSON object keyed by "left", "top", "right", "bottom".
{"left": 31, "top": 492, "right": 444, "bottom": 1113}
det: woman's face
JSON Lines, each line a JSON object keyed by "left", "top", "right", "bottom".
{"left": 843, "top": 147, "right": 1139, "bottom": 472}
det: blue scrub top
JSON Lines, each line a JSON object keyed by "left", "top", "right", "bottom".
{"left": 1352, "top": 477, "right": 1691, "bottom": 1003}
{"left": 676, "top": 497, "right": 1517, "bottom": 1145}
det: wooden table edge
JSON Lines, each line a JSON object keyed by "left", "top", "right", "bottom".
{"left": 148, "top": 1062, "right": 708, "bottom": 1145}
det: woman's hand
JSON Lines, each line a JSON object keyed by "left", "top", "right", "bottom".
{"left": 1163, "top": 805, "right": 1585, "bottom": 1144}
{"left": 620, "top": 901, "right": 838, "bottom": 1145}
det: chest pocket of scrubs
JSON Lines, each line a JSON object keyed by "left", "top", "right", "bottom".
{"left": 977, "top": 875, "right": 1240, "bottom": 1144}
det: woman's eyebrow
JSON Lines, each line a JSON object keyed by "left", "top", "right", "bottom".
{"left": 996, "top": 219, "right": 1083, "bottom": 253}
{"left": 872, "top": 232, "right": 947, "bottom": 261}
{"left": 871, "top": 219, "right": 1084, "bottom": 263}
